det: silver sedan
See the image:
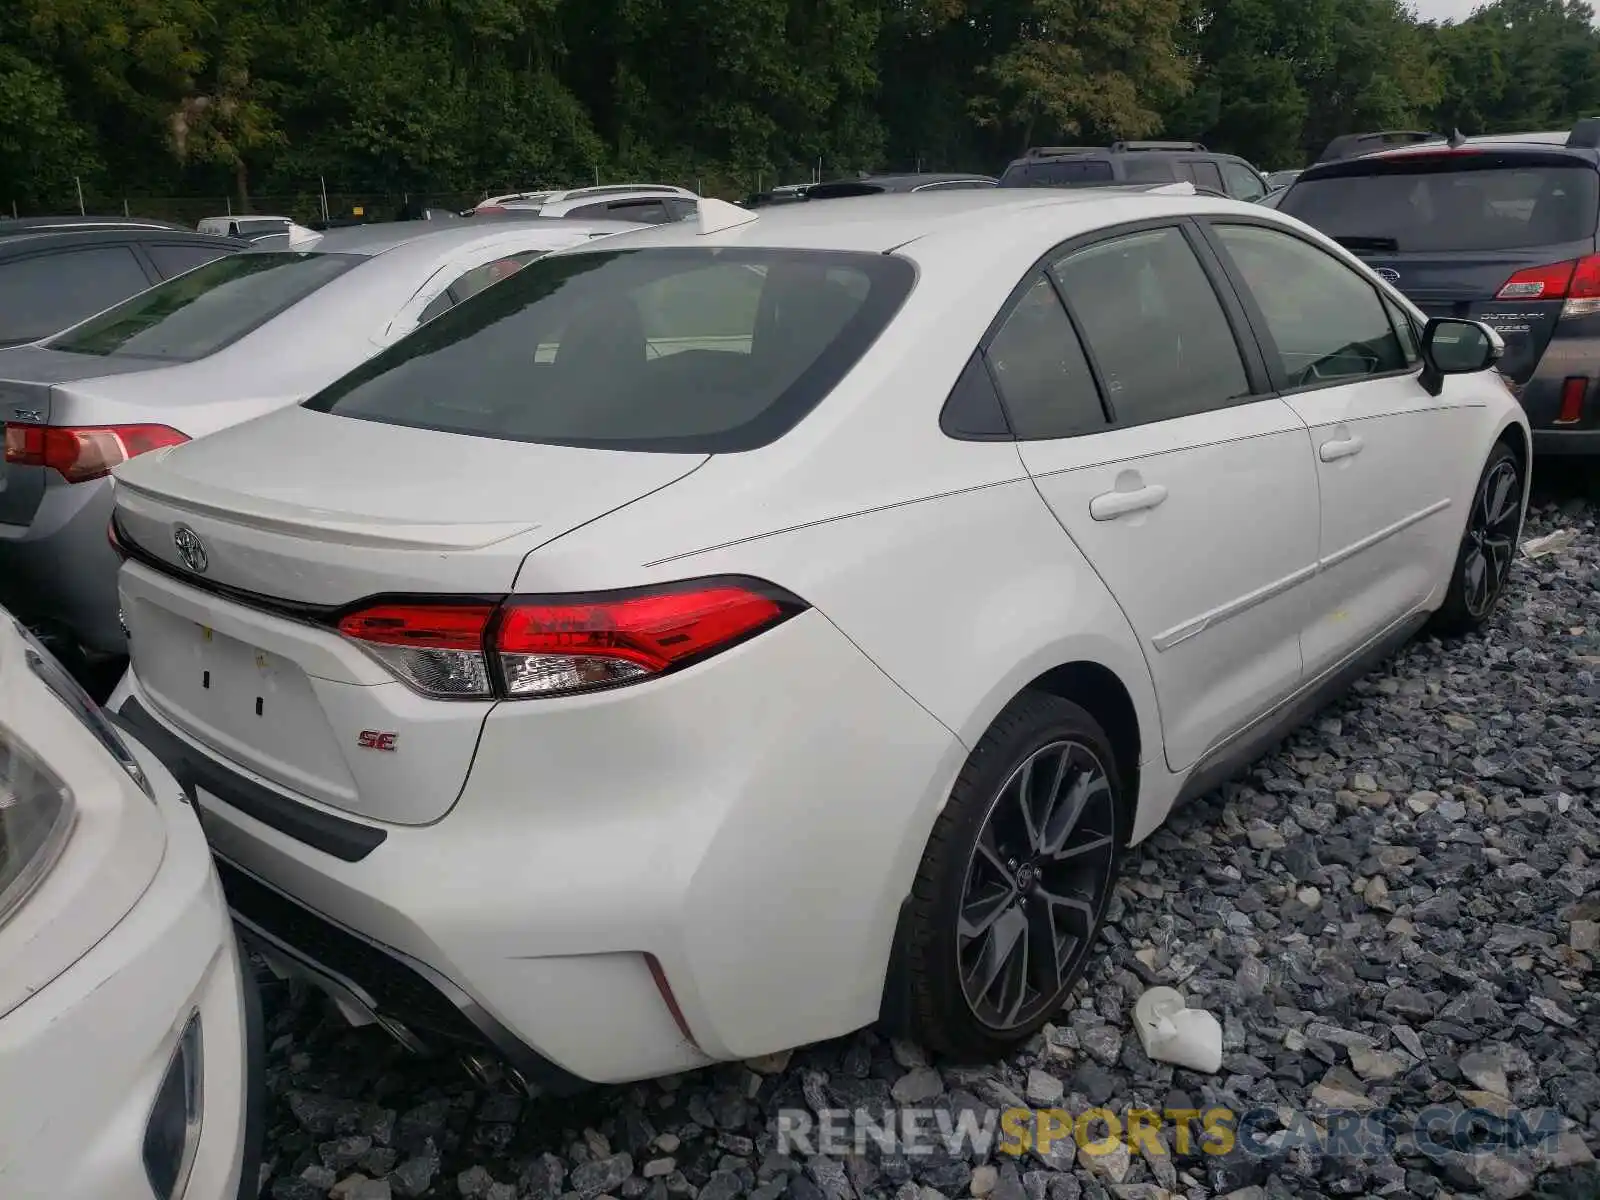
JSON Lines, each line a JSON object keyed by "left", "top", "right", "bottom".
{"left": 0, "top": 218, "right": 646, "bottom": 664}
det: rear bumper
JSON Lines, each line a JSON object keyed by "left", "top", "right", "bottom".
{"left": 0, "top": 477, "right": 123, "bottom": 654}
{"left": 1531, "top": 426, "right": 1600, "bottom": 455}
{"left": 117, "top": 610, "right": 965, "bottom": 1085}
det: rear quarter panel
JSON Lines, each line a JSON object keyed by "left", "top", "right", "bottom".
{"left": 510, "top": 220, "right": 1164, "bottom": 825}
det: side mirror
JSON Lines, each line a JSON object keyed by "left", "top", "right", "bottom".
{"left": 1419, "top": 317, "right": 1504, "bottom": 396}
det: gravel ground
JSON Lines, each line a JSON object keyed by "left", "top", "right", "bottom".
{"left": 253, "top": 482, "right": 1600, "bottom": 1200}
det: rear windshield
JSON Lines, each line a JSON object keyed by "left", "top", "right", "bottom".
{"left": 46, "top": 251, "right": 358, "bottom": 361}
{"left": 1281, "top": 158, "right": 1600, "bottom": 252}
{"left": 1000, "top": 159, "right": 1115, "bottom": 187}
{"left": 303, "top": 247, "right": 915, "bottom": 452}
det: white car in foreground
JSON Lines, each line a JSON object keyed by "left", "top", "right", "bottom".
{"left": 0, "top": 610, "right": 258, "bottom": 1196}
{"left": 106, "top": 188, "right": 1527, "bottom": 1088}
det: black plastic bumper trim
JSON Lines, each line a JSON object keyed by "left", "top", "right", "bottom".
{"left": 117, "top": 696, "right": 387, "bottom": 862}
{"left": 216, "top": 856, "right": 591, "bottom": 1096}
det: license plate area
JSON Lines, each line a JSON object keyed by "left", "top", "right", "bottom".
{"left": 127, "top": 597, "right": 359, "bottom": 806}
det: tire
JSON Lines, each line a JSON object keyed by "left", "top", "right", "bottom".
{"left": 902, "top": 691, "right": 1124, "bottom": 1061}
{"left": 1430, "top": 440, "right": 1524, "bottom": 638}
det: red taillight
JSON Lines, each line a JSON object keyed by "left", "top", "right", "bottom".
{"left": 336, "top": 603, "right": 497, "bottom": 699}
{"left": 1558, "top": 376, "right": 1589, "bottom": 424}
{"left": 1496, "top": 254, "right": 1600, "bottom": 306}
{"left": 3, "top": 423, "right": 188, "bottom": 483}
{"left": 334, "top": 579, "right": 802, "bottom": 701}
{"left": 495, "top": 583, "right": 790, "bottom": 697}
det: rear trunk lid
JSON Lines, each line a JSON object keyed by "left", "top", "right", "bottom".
{"left": 113, "top": 404, "right": 707, "bottom": 824}
{"left": 1280, "top": 149, "right": 1600, "bottom": 385}
{"left": 0, "top": 348, "right": 159, "bottom": 526}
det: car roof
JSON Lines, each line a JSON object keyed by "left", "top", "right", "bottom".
{"left": 861, "top": 173, "right": 997, "bottom": 189}
{"left": 1296, "top": 134, "right": 1600, "bottom": 183}
{"left": 0, "top": 215, "right": 189, "bottom": 235}
{"left": 541, "top": 188, "right": 1245, "bottom": 256}
{"left": 0, "top": 227, "right": 250, "bottom": 257}
{"left": 237, "top": 218, "right": 649, "bottom": 261}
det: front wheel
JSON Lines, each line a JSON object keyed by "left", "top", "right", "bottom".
{"left": 1430, "top": 441, "right": 1523, "bottom": 637}
{"left": 900, "top": 692, "right": 1124, "bottom": 1061}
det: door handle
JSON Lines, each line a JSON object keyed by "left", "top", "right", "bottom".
{"left": 1089, "top": 483, "right": 1168, "bottom": 521}
{"left": 1319, "top": 433, "right": 1364, "bottom": 462}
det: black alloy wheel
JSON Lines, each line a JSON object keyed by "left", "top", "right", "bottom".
{"left": 958, "top": 738, "right": 1118, "bottom": 1031}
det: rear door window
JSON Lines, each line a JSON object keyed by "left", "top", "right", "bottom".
{"left": 983, "top": 277, "right": 1105, "bottom": 439}
{"left": 0, "top": 246, "right": 153, "bottom": 344}
{"left": 146, "top": 242, "right": 235, "bottom": 278}
{"left": 1280, "top": 158, "right": 1600, "bottom": 252}
{"left": 1051, "top": 226, "right": 1250, "bottom": 425}
{"left": 46, "top": 251, "right": 359, "bottom": 361}
{"left": 304, "top": 246, "right": 915, "bottom": 452}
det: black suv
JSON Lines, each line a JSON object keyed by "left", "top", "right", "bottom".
{"left": 1278, "top": 121, "right": 1600, "bottom": 455}
{"left": 998, "top": 141, "right": 1270, "bottom": 202}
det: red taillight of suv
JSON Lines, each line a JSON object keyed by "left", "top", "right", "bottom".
{"left": 1496, "top": 254, "right": 1600, "bottom": 317}
{"left": 335, "top": 579, "right": 806, "bottom": 701}
{"left": 3, "top": 423, "right": 189, "bottom": 483}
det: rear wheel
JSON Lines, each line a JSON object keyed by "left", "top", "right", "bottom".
{"left": 1431, "top": 441, "right": 1523, "bottom": 637}
{"left": 901, "top": 692, "right": 1123, "bottom": 1060}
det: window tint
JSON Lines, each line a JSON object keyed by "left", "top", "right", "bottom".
{"left": 1382, "top": 294, "right": 1422, "bottom": 365}
{"left": 940, "top": 352, "right": 1012, "bottom": 439}
{"left": 147, "top": 242, "right": 234, "bottom": 278}
{"left": 1001, "top": 159, "right": 1115, "bottom": 187}
{"left": 1212, "top": 223, "right": 1407, "bottom": 386}
{"left": 1221, "top": 162, "right": 1267, "bottom": 202}
{"left": 446, "top": 250, "right": 544, "bottom": 307}
{"left": 304, "top": 247, "right": 915, "bottom": 453}
{"left": 419, "top": 290, "right": 454, "bottom": 325}
{"left": 1280, "top": 161, "right": 1600, "bottom": 252}
{"left": 666, "top": 199, "right": 699, "bottom": 220}
{"left": 1052, "top": 227, "right": 1249, "bottom": 424}
{"left": 607, "top": 200, "right": 671, "bottom": 224}
{"left": 1123, "top": 157, "right": 1177, "bottom": 183}
{"left": 47, "top": 251, "right": 358, "bottom": 361}
{"left": 0, "top": 247, "right": 151, "bottom": 344}
{"left": 984, "top": 277, "right": 1104, "bottom": 439}
{"left": 1191, "top": 161, "right": 1225, "bottom": 192}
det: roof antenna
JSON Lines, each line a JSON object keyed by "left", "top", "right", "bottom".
{"left": 1448, "top": 127, "right": 1467, "bottom": 148}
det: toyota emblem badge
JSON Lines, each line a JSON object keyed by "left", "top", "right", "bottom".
{"left": 173, "top": 525, "right": 209, "bottom": 574}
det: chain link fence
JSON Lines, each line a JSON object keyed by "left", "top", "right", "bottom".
{"left": 6, "top": 161, "right": 981, "bottom": 225}
{"left": 6, "top": 169, "right": 830, "bottom": 226}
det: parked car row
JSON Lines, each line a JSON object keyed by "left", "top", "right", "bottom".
{"left": 0, "top": 161, "right": 1541, "bottom": 1199}
{"left": 0, "top": 216, "right": 646, "bottom": 672}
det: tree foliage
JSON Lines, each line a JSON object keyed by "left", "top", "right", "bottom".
{"left": 2, "top": 0, "right": 1599, "bottom": 209}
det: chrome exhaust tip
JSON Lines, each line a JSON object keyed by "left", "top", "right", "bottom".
{"left": 460, "top": 1051, "right": 503, "bottom": 1089}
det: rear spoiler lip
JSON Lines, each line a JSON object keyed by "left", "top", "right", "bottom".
{"left": 113, "top": 470, "right": 542, "bottom": 552}
{"left": 1295, "top": 144, "right": 1599, "bottom": 184}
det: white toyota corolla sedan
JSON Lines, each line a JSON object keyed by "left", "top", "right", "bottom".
{"left": 105, "top": 187, "right": 1528, "bottom": 1089}
{"left": 0, "top": 608, "right": 258, "bottom": 1195}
